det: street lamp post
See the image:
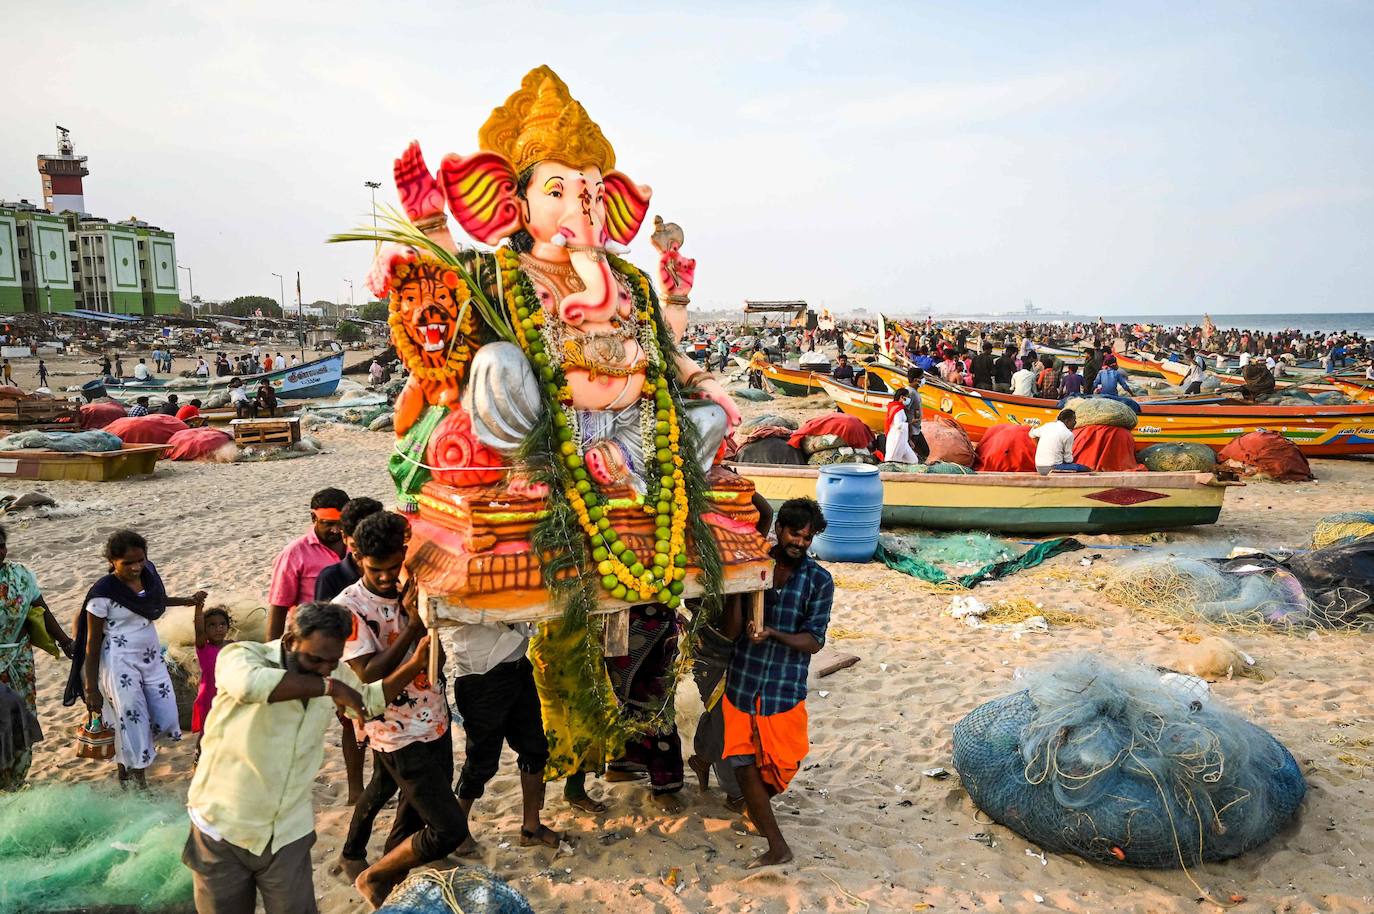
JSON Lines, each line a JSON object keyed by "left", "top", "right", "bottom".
{"left": 178, "top": 264, "right": 193, "bottom": 308}
{"left": 364, "top": 181, "right": 381, "bottom": 237}
{"left": 343, "top": 279, "right": 354, "bottom": 316}
{"left": 270, "top": 272, "right": 285, "bottom": 318}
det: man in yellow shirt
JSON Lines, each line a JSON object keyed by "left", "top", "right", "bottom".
{"left": 182, "top": 601, "right": 431, "bottom": 914}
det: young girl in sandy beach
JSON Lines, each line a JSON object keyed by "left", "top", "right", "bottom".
{"left": 192, "top": 604, "right": 233, "bottom": 758}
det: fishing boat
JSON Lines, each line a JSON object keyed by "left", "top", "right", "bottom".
{"left": 817, "top": 375, "right": 1374, "bottom": 457}
{"left": 1120, "top": 353, "right": 1374, "bottom": 402}
{"left": 102, "top": 353, "right": 345, "bottom": 402}
{"left": 848, "top": 331, "right": 876, "bottom": 354}
{"left": 735, "top": 464, "right": 1229, "bottom": 534}
{"left": 0, "top": 443, "right": 164, "bottom": 482}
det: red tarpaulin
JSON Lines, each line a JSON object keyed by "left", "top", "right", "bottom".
{"left": 1072, "top": 424, "right": 1141, "bottom": 472}
{"left": 974, "top": 423, "right": 1037, "bottom": 472}
{"left": 787, "top": 413, "right": 873, "bottom": 450}
{"left": 103, "top": 414, "right": 188, "bottom": 445}
{"left": 1217, "top": 430, "right": 1314, "bottom": 481}
{"left": 80, "top": 401, "right": 127, "bottom": 430}
{"left": 164, "top": 427, "right": 235, "bottom": 461}
{"left": 923, "top": 415, "right": 975, "bottom": 467}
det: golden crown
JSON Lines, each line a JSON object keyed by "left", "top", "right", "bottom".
{"left": 478, "top": 65, "right": 616, "bottom": 175}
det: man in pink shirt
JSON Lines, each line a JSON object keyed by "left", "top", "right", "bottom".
{"left": 268, "top": 488, "right": 350, "bottom": 640}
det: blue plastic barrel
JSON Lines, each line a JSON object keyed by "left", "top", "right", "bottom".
{"left": 811, "top": 463, "right": 882, "bottom": 562}
{"left": 80, "top": 379, "right": 108, "bottom": 400}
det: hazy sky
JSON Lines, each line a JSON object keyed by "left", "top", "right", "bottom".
{"left": 5, "top": 1, "right": 1372, "bottom": 315}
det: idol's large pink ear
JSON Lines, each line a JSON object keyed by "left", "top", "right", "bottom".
{"left": 603, "top": 171, "right": 652, "bottom": 245}
{"left": 437, "top": 152, "right": 521, "bottom": 245}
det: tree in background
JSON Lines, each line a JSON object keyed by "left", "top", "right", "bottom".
{"left": 223, "top": 295, "right": 281, "bottom": 318}
{"left": 337, "top": 320, "right": 364, "bottom": 344}
{"left": 360, "top": 300, "right": 388, "bottom": 322}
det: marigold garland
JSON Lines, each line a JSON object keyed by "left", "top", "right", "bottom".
{"left": 496, "top": 247, "right": 690, "bottom": 608}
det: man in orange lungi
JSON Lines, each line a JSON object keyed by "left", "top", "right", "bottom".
{"left": 721, "top": 497, "right": 834, "bottom": 868}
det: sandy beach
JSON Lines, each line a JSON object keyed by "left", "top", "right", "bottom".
{"left": 2, "top": 378, "right": 1369, "bottom": 914}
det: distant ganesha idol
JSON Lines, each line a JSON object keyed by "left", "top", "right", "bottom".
{"left": 342, "top": 65, "right": 770, "bottom": 618}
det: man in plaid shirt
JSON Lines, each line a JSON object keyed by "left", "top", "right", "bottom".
{"left": 722, "top": 496, "right": 833, "bottom": 868}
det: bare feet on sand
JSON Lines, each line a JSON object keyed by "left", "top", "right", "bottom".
{"left": 603, "top": 769, "right": 643, "bottom": 783}
{"left": 520, "top": 824, "right": 562, "bottom": 848}
{"left": 747, "top": 845, "right": 794, "bottom": 869}
{"left": 353, "top": 870, "right": 395, "bottom": 910}
{"left": 455, "top": 836, "right": 482, "bottom": 858}
{"left": 687, "top": 754, "right": 711, "bottom": 791}
{"left": 651, "top": 791, "right": 684, "bottom": 813}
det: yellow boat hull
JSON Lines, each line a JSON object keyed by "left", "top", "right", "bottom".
{"left": 734, "top": 464, "right": 1228, "bottom": 533}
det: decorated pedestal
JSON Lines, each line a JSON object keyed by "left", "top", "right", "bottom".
{"left": 335, "top": 65, "right": 772, "bottom": 662}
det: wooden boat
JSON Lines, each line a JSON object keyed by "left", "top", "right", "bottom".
{"left": 104, "top": 353, "right": 344, "bottom": 402}
{"left": 817, "top": 375, "right": 1374, "bottom": 457}
{"left": 199, "top": 403, "right": 303, "bottom": 425}
{"left": 735, "top": 464, "right": 1229, "bottom": 534}
{"left": 1120, "top": 353, "right": 1374, "bottom": 402}
{"left": 848, "top": 331, "right": 876, "bottom": 354}
{"left": 0, "top": 444, "right": 164, "bottom": 482}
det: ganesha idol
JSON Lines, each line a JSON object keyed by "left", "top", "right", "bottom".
{"left": 355, "top": 65, "right": 771, "bottom": 621}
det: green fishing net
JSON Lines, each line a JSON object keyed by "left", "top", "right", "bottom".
{"left": 881, "top": 531, "right": 1020, "bottom": 568}
{"left": 0, "top": 783, "right": 194, "bottom": 912}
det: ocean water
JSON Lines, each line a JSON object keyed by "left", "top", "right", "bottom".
{"left": 1080, "top": 313, "right": 1374, "bottom": 336}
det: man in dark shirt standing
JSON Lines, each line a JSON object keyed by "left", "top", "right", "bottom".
{"left": 971, "top": 343, "right": 997, "bottom": 391}
{"left": 1081, "top": 347, "right": 1100, "bottom": 394}
{"left": 993, "top": 347, "right": 1017, "bottom": 393}
{"left": 721, "top": 497, "right": 833, "bottom": 868}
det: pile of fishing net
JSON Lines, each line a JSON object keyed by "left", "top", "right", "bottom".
{"left": 802, "top": 433, "right": 877, "bottom": 466}
{"left": 877, "top": 536, "right": 1080, "bottom": 589}
{"left": 1311, "top": 512, "right": 1374, "bottom": 549}
{"left": 882, "top": 531, "right": 1018, "bottom": 567}
{"left": 376, "top": 865, "right": 535, "bottom": 913}
{"left": 1216, "top": 430, "right": 1313, "bottom": 481}
{"left": 876, "top": 460, "right": 975, "bottom": 474}
{"left": 1138, "top": 442, "right": 1217, "bottom": 473}
{"left": 0, "top": 783, "right": 193, "bottom": 911}
{"left": 951, "top": 653, "right": 1305, "bottom": 868}
{"left": 1104, "top": 557, "right": 1308, "bottom": 626}
{"left": 1103, "top": 547, "right": 1374, "bottom": 629}
{"left": 235, "top": 436, "right": 324, "bottom": 462}
{"left": 0, "top": 429, "right": 123, "bottom": 452}
{"left": 1065, "top": 396, "right": 1139, "bottom": 429}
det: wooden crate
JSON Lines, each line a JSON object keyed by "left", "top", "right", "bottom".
{"left": 229, "top": 417, "right": 301, "bottom": 446}
{"left": 0, "top": 398, "right": 81, "bottom": 430}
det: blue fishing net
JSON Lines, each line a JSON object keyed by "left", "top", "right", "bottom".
{"left": 952, "top": 654, "right": 1305, "bottom": 868}
{"left": 376, "top": 865, "right": 535, "bottom": 914}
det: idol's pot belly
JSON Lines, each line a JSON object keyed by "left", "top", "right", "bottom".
{"left": 564, "top": 363, "right": 646, "bottom": 410}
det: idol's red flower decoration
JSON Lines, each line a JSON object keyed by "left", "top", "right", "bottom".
{"left": 365, "top": 243, "right": 419, "bottom": 298}
{"left": 426, "top": 407, "right": 504, "bottom": 487}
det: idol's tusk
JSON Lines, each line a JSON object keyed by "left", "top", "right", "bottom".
{"left": 604, "top": 240, "right": 631, "bottom": 255}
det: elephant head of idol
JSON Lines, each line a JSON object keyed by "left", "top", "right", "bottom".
{"left": 435, "top": 66, "right": 652, "bottom": 328}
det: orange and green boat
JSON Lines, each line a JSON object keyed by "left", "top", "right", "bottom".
{"left": 1118, "top": 353, "right": 1374, "bottom": 403}
{"left": 817, "top": 375, "right": 1374, "bottom": 457}
{"left": 735, "top": 464, "right": 1229, "bottom": 534}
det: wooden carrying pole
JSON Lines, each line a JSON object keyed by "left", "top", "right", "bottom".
{"left": 426, "top": 593, "right": 440, "bottom": 685}
{"left": 750, "top": 590, "right": 765, "bottom": 635}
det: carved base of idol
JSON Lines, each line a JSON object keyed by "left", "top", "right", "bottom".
{"left": 408, "top": 464, "right": 773, "bottom": 624}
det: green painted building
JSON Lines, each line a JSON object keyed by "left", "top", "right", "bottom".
{"left": 0, "top": 200, "right": 77, "bottom": 314}
{"left": 127, "top": 220, "right": 180, "bottom": 315}
{"left": 72, "top": 217, "right": 146, "bottom": 315}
